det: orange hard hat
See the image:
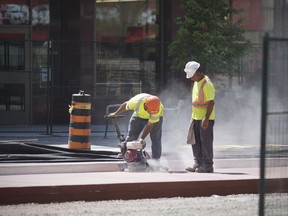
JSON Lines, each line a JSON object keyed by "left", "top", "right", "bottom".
{"left": 145, "top": 95, "right": 160, "bottom": 114}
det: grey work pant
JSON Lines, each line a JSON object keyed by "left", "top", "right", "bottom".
{"left": 126, "top": 114, "right": 163, "bottom": 159}
{"left": 191, "top": 120, "right": 215, "bottom": 166}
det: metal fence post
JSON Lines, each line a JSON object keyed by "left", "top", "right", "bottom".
{"left": 46, "top": 40, "right": 53, "bottom": 135}
{"left": 259, "top": 33, "right": 269, "bottom": 216}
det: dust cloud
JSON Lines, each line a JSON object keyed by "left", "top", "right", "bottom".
{"left": 153, "top": 76, "right": 262, "bottom": 164}
{"left": 159, "top": 79, "right": 261, "bottom": 145}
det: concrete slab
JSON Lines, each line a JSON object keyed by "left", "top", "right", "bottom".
{"left": 1, "top": 167, "right": 288, "bottom": 205}
{"left": 1, "top": 158, "right": 288, "bottom": 205}
{"left": 0, "top": 142, "right": 287, "bottom": 205}
{"left": 0, "top": 168, "right": 258, "bottom": 187}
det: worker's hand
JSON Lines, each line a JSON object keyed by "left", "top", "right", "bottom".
{"left": 108, "top": 112, "right": 117, "bottom": 118}
{"left": 201, "top": 118, "right": 209, "bottom": 129}
{"left": 139, "top": 138, "right": 146, "bottom": 149}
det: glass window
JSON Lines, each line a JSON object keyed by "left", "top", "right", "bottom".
{"left": 0, "top": 83, "right": 25, "bottom": 111}
{"left": 95, "top": 0, "right": 157, "bottom": 42}
{"left": 0, "top": 0, "right": 50, "bottom": 40}
{"left": 0, "top": 34, "right": 25, "bottom": 71}
{"left": 95, "top": 0, "right": 158, "bottom": 96}
{"left": 0, "top": 1, "right": 30, "bottom": 25}
{"left": 32, "top": 0, "right": 50, "bottom": 40}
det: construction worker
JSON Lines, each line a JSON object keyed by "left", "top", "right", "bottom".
{"left": 108, "top": 93, "right": 164, "bottom": 159}
{"left": 184, "top": 61, "right": 215, "bottom": 173}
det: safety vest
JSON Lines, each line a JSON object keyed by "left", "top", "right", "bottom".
{"left": 192, "top": 80, "right": 208, "bottom": 109}
{"left": 135, "top": 94, "right": 151, "bottom": 118}
{"left": 134, "top": 94, "right": 159, "bottom": 122}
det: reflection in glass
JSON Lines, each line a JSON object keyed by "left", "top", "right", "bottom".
{"left": 95, "top": 0, "right": 158, "bottom": 95}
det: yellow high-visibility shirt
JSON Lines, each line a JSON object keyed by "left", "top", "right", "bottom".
{"left": 126, "top": 93, "right": 164, "bottom": 123}
{"left": 192, "top": 75, "right": 215, "bottom": 120}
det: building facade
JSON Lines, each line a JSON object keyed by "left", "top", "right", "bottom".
{"left": 0, "top": 0, "right": 287, "bottom": 127}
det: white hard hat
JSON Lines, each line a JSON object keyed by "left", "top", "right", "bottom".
{"left": 184, "top": 61, "right": 200, "bottom": 79}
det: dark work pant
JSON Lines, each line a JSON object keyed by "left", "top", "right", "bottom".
{"left": 192, "top": 120, "right": 215, "bottom": 166}
{"left": 126, "top": 114, "right": 163, "bottom": 159}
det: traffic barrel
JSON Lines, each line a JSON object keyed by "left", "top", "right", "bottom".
{"left": 68, "top": 90, "right": 91, "bottom": 149}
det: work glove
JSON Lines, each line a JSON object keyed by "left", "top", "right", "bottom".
{"left": 139, "top": 138, "right": 146, "bottom": 149}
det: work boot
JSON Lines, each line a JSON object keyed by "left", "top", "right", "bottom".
{"left": 185, "top": 163, "right": 200, "bottom": 172}
{"left": 196, "top": 165, "right": 214, "bottom": 173}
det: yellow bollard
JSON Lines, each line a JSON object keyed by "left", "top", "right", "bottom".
{"left": 68, "top": 90, "right": 91, "bottom": 150}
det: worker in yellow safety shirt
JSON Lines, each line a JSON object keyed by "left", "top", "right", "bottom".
{"left": 108, "top": 93, "right": 164, "bottom": 159}
{"left": 184, "top": 61, "right": 215, "bottom": 173}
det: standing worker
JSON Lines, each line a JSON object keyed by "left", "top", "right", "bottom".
{"left": 108, "top": 93, "right": 164, "bottom": 159}
{"left": 184, "top": 61, "right": 216, "bottom": 173}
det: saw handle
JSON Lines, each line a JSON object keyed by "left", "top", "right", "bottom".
{"left": 104, "top": 114, "right": 124, "bottom": 119}
{"left": 104, "top": 114, "right": 125, "bottom": 143}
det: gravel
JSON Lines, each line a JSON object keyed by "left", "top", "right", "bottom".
{"left": 1, "top": 193, "right": 287, "bottom": 216}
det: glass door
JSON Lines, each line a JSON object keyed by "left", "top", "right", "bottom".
{"left": 0, "top": 28, "right": 31, "bottom": 125}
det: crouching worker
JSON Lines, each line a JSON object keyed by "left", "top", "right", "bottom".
{"left": 108, "top": 93, "right": 164, "bottom": 159}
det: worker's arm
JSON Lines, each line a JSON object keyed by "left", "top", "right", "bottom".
{"left": 140, "top": 122, "right": 154, "bottom": 140}
{"left": 201, "top": 100, "right": 214, "bottom": 129}
{"left": 109, "top": 101, "right": 128, "bottom": 116}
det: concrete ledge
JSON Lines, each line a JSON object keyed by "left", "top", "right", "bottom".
{"left": 214, "top": 158, "right": 288, "bottom": 168}
{"left": 1, "top": 178, "right": 288, "bottom": 205}
{"left": 0, "top": 161, "right": 127, "bottom": 175}
{"left": 0, "top": 165, "right": 287, "bottom": 205}
{"left": 0, "top": 157, "right": 287, "bottom": 205}
{"left": 0, "top": 179, "right": 258, "bottom": 205}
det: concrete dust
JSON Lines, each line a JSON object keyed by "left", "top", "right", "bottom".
{"left": 1, "top": 193, "right": 287, "bottom": 216}
{"left": 159, "top": 78, "right": 262, "bottom": 147}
